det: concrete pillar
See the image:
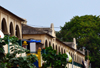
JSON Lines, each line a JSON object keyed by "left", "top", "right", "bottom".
{"left": 13, "top": 21, "right": 16, "bottom": 36}
{"left": 7, "top": 15, "right": 9, "bottom": 34}
{"left": 86, "top": 60, "right": 90, "bottom": 68}
{"left": 0, "top": 12, "right": 1, "bottom": 30}
{"left": 73, "top": 38, "right": 77, "bottom": 49}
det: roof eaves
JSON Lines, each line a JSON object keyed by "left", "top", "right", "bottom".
{"left": 76, "top": 50, "right": 85, "bottom": 56}
{"left": 56, "top": 38, "right": 75, "bottom": 50}
{"left": 44, "top": 33, "right": 55, "bottom": 38}
{"left": 56, "top": 38, "right": 85, "bottom": 55}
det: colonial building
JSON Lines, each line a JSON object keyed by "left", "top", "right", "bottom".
{"left": 0, "top": 6, "right": 26, "bottom": 53}
{"left": 0, "top": 6, "right": 86, "bottom": 68}
{"left": 22, "top": 23, "right": 85, "bottom": 68}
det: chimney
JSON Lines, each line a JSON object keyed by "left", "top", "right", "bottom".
{"left": 50, "top": 23, "right": 56, "bottom": 37}
{"left": 82, "top": 47, "right": 85, "bottom": 54}
{"left": 73, "top": 38, "right": 77, "bottom": 49}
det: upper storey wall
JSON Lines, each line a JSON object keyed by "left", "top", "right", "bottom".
{"left": 0, "top": 6, "right": 26, "bottom": 39}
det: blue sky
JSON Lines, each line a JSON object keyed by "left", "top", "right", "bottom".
{"left": 0, "top": 0, "right": 100, "bottom": 31}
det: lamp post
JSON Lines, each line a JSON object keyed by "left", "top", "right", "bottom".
{"left": 66, "top": 52, "right": 72, "bottom": 68}
{"left": 72, "top": 55, "right": 74, "bottom": 68}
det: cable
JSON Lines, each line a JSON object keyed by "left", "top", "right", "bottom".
{"left": 27, "top": 24, "right": 60, "bottom": 28}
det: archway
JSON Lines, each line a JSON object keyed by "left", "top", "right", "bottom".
{"left": 59, "top": 46, "right": 60, "bottom": 53}
{"left": 56, "top": 45, "right": 57, "bottom": 51}
{"left": 73, "top": 54, "right": 74, "bottom": 60}
{"left": 49, "top": 41, "right": 51, "bottom": 47}
{"left": 69, "top": 52, "right": 70, "bottom": 55}
{"left": 45, "top": 40, "right": 48, "bottom": 47}
{"left": 61, "top": 48, "right": 63, "bottom": 54}
{"left": 71, "top": 53, "right": 72, "bottom": 57}
{"left": 75, "top": 55, "right": 76, "bottom": 61}
{"left": 56, "top": 45, "right": 58, "bottom": 53}
{"left": 10, "top": 22, "right": 14, "bottom": 36}
{"left": 64, "top": 49, "right": 66, "bottom": 53}
{"left": 16, "top": 25, "right": 20, "bottom": 38}
{"left": 80, "top": 57, "right": 82, "bottom": 63}
{"left": 1, "top": 18, "right": 8, "bottom": 34}
{"left": 53, "top": 44, "right": 54, "bottom": 49}
{"left": 77, "top": 56, "right": 78, "bottom": 62}
{"left": 77, "top": 56, "right": 79, "bottom": 63}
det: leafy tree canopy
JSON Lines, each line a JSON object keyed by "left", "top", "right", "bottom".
{"left": 56, "top": 15, "right": 100, "bottom": 68}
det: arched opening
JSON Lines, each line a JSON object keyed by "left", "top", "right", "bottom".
{"left": 79, "top": 57, "right": 80, "bottom": 63}
{"left": 77, "top": 56, "right": 78, "bottom": 62}
{"left": 69, "top": 52, "right": 70, "bottom": 55}
{"left": 78, "top": 56, "right": 79, "bottom": 63}
{"left": 64, "top": 49, "right": 66, "bottom": 53}
{"left": 16, "top": 25, "right": 20, "bottom": 38}
{"left": 71, "top": 53, "right": 72, "bottom": 57}
{"left": 75, "top": 55, "right": 76, "bottom": 61}
{"left": 73, "top": 54, "right": 74, "bottom": 60}
{"left": 56, "top": 45, "right": 57, "bottom": 50}
{"left": 59, "top": 46, "right": 60, "bottom": 53}
{"left": 10, "top": 22, "right": 14, "bottom": 36}
{"left": 80, "top": 57, "right": 82, "bottom": 63}
{"left": 49, "top": 41, "right": 51, "bottom": 47}
{"left": 53, "top": 44, "right": 54, "bottom": 49}
{"left": 61, "top": 48, "right": 63, "bottom": 54}
{"left": 1, "top": 18, "right": 8, "bottom": 34}
{"left": 45, "top": 40, "right": 48, "bottom": 47}
{"left": 56, "top": 45, "right": 57, "bottom": 53}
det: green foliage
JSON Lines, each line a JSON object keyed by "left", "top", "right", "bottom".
{"left": 0, "top": 35, "right": 37, "bottom": 68}
{"left": 42, "top": 46, "right": 68, "bottom": 68}
{"left": 56, "top": 15, "right": 100, "bottom": 68}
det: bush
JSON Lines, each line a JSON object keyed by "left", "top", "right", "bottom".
{"left": 0, "top": 35, "right": 37, "bottom": 68}
{"left": 42, "top": 46, "right": 68, "bottom": 68}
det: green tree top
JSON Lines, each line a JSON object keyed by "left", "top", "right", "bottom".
{"left": 56, "top": 15, "right": 100, "bottom": 68}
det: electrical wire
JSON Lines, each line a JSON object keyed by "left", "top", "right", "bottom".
{"left": 27, "top": 24, "right": 60, "bottom": 28}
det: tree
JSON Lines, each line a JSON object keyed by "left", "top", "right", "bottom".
{"left": 0, "top": 35, "right": 37, "bottom": 68}
{"left": 56, "top": 15, "right": 100, "bottom": 68}
{"left": 42, "top": 46, "right": 68, "bottom": 68}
